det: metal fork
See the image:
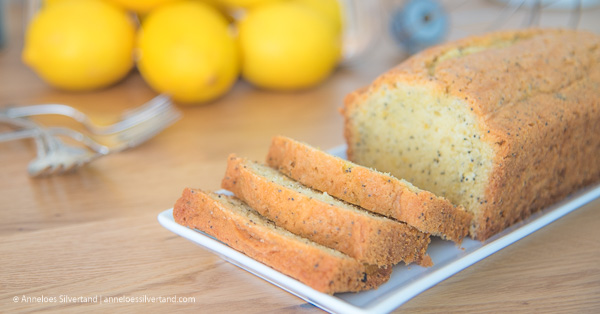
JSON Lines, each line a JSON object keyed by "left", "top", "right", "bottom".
{"left": 0, "top": 116, "right": 93, "bottom": 176}
{"left": 2, "top": 94, "right": 173, "bottom": 136}
{"left": 0, "top": 96, "right": 181, "bottom": 177}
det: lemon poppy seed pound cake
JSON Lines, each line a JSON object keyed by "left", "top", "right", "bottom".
{"left": 222, "top": 154, "right": 432, "bottom": 267}
{"left": 173, "top": 188, "right": 393, "bottom": 294}
{"left": 342, "top": 28, "right": 600, "bottom": 240}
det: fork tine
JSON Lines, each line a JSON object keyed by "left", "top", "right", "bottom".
{"left": 130, "top": 110, "right": 181, "bottom": 148}
{"left": 120, "top": 94, "right": 171, "bottom": 119}
{"left": 28, "top": 130, "right": 101, "bottom": 177}
{"left": 28, "top": 147, "right": 56, "bottom": 177}
{"left": 97, "top": 94, "right": 174, "bottom": 135}
{"left": 110, "top": 108, "right": 181, "bottom": 152}
{"left": 28, "top": 160, "right": 52, "bottom": 177}
{"left": 116, "top": 107, "right": 180, "bottom": 140}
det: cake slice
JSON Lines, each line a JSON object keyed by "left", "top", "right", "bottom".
{"left": 173, "top": 188, "right": 392, "bottom": 294}
{"left": 221, "top": 154, "right": 432, "bottom": 267}
{"left": 266, "top": 135, "right": 472, "bottom": 243}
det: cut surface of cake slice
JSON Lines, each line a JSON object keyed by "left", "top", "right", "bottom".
{"left": 173, "top": 188, "right": 392, "bottom": 294}
{"left": 222, "top": 154, "right": 432, "bottom": 267}
{"left": 267, "top": 135, "right": 472, "bottom": 243}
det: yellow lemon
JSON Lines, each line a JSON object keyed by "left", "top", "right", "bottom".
{"left": 22, "top": 0, "right": 136, "bottom": 91}
{"left": 216, "top": 0, "right": 281, "bottom": 10}
{"left": 293, "top": 0, "right": 342, "bottom": 35}
{"left": 238, "top": 2, "right": 340, "bottom": 91}
{"left": 136, "top": 1, "right": 239, "bottom": 104}
{"left": 42, "top": 0, "right": 66, "bottom": 6}
{"left": 196, "top": 0, "right": 237, "bottom": 24}
{"left": 106, "top": 0, "right": 179, "bottom": 14}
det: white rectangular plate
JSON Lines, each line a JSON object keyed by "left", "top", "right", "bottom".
{"left": 158, "top": 145, "right": 600, "bottom": 314}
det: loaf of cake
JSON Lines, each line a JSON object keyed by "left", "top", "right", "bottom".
{"left": 173, "top": 188, "right": 393, "bottom": 294}
{"left": 342, "top": 28, "right": 600, "bottom": 240}
{"left": 267, "top": 135, "right": 472, "bottom": 243}
{"left": 222, "top": 154, "right": 432, "bottom": 267}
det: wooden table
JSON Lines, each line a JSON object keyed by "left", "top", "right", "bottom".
{"left": 2, "top": 1, "right": 599, "bottom": 312}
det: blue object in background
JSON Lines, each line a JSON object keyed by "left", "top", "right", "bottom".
{"left": 390, "top": 0, "right": 449, "bottom": 54}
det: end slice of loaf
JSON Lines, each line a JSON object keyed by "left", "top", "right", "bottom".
{"left": 266, "top": 135, "right": 472, "bottom": 243}
{"left": 341, "top": 29, "right": 600, "bottom": 240}
{"left": 173, "top": 188, "right": 392, "bottom": 294}
{"left": 221, "top": 154, "right": 432, "bottom": 267}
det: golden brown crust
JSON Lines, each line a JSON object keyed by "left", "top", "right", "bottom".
{"left": 342, "top": 28, "right": 600, "bottom": 240}
{"left": 173, "top": 188, "right": 392, "bottom": 294}
{"left": 222, "top": 154, "right": 432, "bottom": 267}
{"left": 267, "top": 136, "right": 472, "bottom": 243}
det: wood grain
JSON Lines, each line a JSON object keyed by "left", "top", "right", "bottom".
{"left": 1, "top": 1, "right": 599, "bottom": 312}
